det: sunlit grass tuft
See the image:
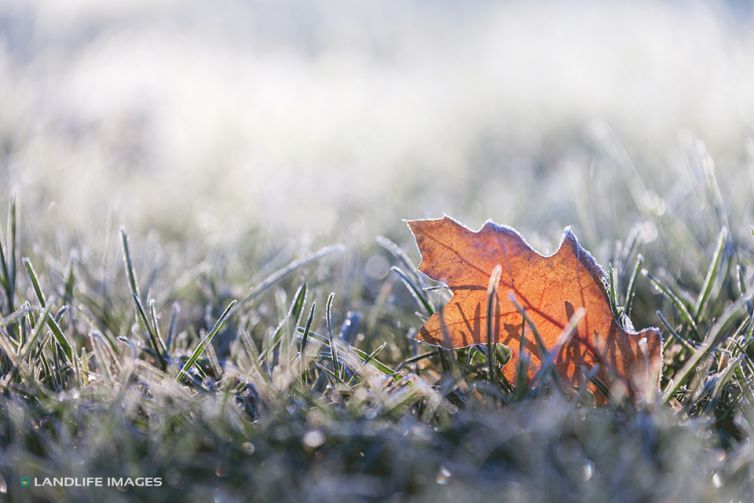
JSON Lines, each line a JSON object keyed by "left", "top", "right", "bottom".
{"left": 1, "top": 142, "right": 754, "bottom": 502}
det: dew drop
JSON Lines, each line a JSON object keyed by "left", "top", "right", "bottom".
{"left": 303, "top": 430, "right": 326, "bottom": 449}
{"left": 215, "top": 461, "right": 228, "bottom": 477}
{"left": 583, "top": 460, "right": 594, "bottom": 481}
{"left": 242, "top": 442, "right": 256, "bottom": 455}
{"left": 436, "top": 466, "right": 451, "bottom": 485}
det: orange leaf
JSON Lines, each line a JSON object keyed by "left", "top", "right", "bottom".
{"left": 407, "top": 216, "right": 662, "bottom": 403}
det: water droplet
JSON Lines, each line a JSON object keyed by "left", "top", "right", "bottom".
{"left": 583, "top": 460, "right": 594, "bottom": 481}
{"left": 215, "top": 461, "right": 228, "bottom": 477}
{"left": 242, "top": 442, "right": 256, "bottom": 455}
{"left": 436, "top": 466, "right": 451, "bottom": 485}
{"left": 303, "top": 430, "right": 325, "bottom": 449}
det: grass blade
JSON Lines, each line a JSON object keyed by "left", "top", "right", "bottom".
{"left": 486, "top": 264, "right": 502, "bottom": 384}
{"left": 643, "top": 270, "right": 699, "bottom": 338}
{"left": 663, "top": 293, "right": 751, "bottom": 402}
{"left": 22, "top": 258, "right": 73, "bottom": 362}
{"left": 0, "top": 195, "right": 18, "bottom": 315}
{"left": 391, "top": 266, "right": 434, "bottom": 315}
{"left": 120, "top": 228, "right": 141, "bottom": 300}
{"left": 132, "top": 293, "right": 167, "bottom": 370}
{"left": 176, "top": 299, "right": 237, "bottom": 383}
{"left": 325, "top": 292, "right": 340, "bottom": 380}
{"left": 624, "top": 254, "right": 643, "bottom": 318}
{"left": 120, "top": 229, "right": 167, "bottom": 369}
{"left": 693, "top": 226, "right": 727, "bottom": 321}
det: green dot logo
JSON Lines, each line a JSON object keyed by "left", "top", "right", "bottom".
{"left": 20, "top": 477, "right": 30, "bottom": 488}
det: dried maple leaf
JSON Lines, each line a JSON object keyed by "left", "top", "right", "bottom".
{"left": 407, "top": 216, "right": 662, "bottom": 403}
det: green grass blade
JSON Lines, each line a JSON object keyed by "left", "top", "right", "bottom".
{"left": 486, "top": 265, "right": 502, "bottom": 384}
{"left": 132, "top": 294, "right": 167, "bottom": 369}
{"left": 120, "top": 228, "right": 141, "bottom": 300}
{"left": 4, "top": 195, "right": 17, "bottom": 314}
{"left": 176, "top": 299, "right": 237, "bottom": 383}
{"left": 643, "top": 270, "right": 699, "bottom": 338}
{"left": 376, "top": 235, "right": 422, "bottom": 284}
{"left": 149, "top": 298, "right": 168, "bottom": 359}
{"left": 624, "top": 254, "right": 643, "bottom": 318}
{"left": 259, "top": 283, "right": 308, "bottom": 362}
{"left": 607, "top": 264, "right": 621, "bottom": 317}
{"left": 23, "top": 258, "right": 46, "bottom": 307}
{"left": 22, "top": 258, "right": 73, "bottom": 362}
{"left": 300, "top": 301, "right": 316, "bottom": 355}
{"left": 325, "top": 292, "right": 340, "bottom": 380}
{"left": 299, "top": 301, "right": 316, "bottom": 382}
{"left": 693, "top": 226, "right": 727, "bottom": 321}
{"left": 0, "top": 228, "right": 10, "bottom": 311}
{"left": 515, "top": 308, "right": 529, "bottom": 398}
{"left": 656, "top": 310, "right": 696, "bottom": 351}
{"left": 391, "top": 266, "right": 434, "bottom": 315}
{"left": 120, "top": 229, "right": 167, "bottom": 369}
{"left": 290, "top": 283, "right": 307, "bottom": 327}
{"left": 663, "top": 293, "right": 751, "bottom": 402}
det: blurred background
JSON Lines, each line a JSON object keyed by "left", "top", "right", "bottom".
{"left": 0, "top": 0, "right": 753, "bottom": 253}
